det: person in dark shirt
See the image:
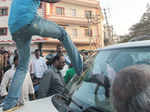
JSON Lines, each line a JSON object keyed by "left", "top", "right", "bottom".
{"left": 37, "top": 54, "right": 65, "bottom": 98}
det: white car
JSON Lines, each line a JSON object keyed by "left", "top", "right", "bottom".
{"left": 4, "top": 40, "right": 150, "bottom": 112}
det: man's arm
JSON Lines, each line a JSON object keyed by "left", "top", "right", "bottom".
{"left": 0, "top": 70, "right": 11, "bottom": 97}
{"left": 28, "top": 73, "right": 36, "bottom": 100}
{"left": 51, "top": 73, "right": 65, "bottom": 95}
{"left": 40, "top": 0, "right": 61, "bottom": 3}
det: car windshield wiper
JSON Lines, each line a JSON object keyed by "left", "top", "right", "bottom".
{"left": 83, "top": 106, "right": 111, "bottom": 112}
{"left": 52, "top": 94, "right": 84, "bottom": 112}
{"left": 63, "top": 93, "right": 84, "bottom": 110}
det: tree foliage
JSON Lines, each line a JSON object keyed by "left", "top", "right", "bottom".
{"left": 129, "top": 4, "right": 150, "bottom": 38}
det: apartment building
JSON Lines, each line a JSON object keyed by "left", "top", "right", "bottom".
{"left": 0, "top": 0, "right": 104, "bottom": 54}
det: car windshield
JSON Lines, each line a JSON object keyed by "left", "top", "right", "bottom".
{"left": 68, "top": 46, "right": 150, "bottom": 112}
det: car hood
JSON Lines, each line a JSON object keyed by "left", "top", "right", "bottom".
{"left": 9, "top": 96, "right": 58, "bottom": 112}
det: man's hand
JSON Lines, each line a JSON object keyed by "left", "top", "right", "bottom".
{"left": 40, "top": 0, "right": 61, "bottom": 3}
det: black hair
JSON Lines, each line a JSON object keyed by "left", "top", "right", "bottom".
{"left": 52, "top": 53, "right": 64, "bottom": 64}
{"left": 56, "top": 43, "right": 63, "bottom": 48}
{"left": 3, "top": 50, "right": 8, "bottom": 54}
{"left": 13, "top": 55, "right": 19, "bottom": 63}
{"left": 34, "top": 49, "right": 40, "bottom": 53}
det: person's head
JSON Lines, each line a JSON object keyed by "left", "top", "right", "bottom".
{"left": 56, "top": 43, "right": 63, "bottom": 54}
{"left": 0, "top": 47, "right": 5, "bottom": 51}
{"left": 34, "top": 49, "right": 40, "bottom": 59}
{"left": 112, "top": 64, "right": 150, "bottom": 112}
{"left": 3, "top": 51, "right": 9, "bottom": 58}
{"left": 13, "top": 55, "right": 19, "bottom": 67}
{"left": 52, "top": 54, "right": 65, "bottom": 70}
{"left": 46, "top": 54, "right": 55, "bottom": 66}
{"left": 14, "top": 49, "right": 18, "bottom": 56}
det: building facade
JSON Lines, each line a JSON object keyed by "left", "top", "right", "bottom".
{"left": 0, "top": 0, "right": 46, "bottom": 53}
{"left": 0, "top": 0, "right": 104, "bottom": 55}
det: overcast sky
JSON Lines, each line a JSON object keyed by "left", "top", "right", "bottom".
{"left": 99, "top": 0, "right": 150, "bottom": 35}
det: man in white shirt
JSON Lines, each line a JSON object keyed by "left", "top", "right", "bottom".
{"left": 0, "top": 56, "right": 35, "bottom": 105}
{"left": 30, "top": 49, "right": 47, "bottom": 80}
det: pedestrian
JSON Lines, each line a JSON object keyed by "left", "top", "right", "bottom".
{"left": 46, "top": 53, "right": 55, "bottom": 69}
{"left": 55, "top": 43, "right": 70, "bottom": 77}
{"left": 0, "top": 47, "right": 5, "bottom": 54}
{"left": 30, "top": 49, "right": 47, "bottom": 80}
{"left": 4, "top": 0, "right": 83, "bottom": 110}
{"left": 37, "top": 54, "right": 65, "bottom": 98}
{"left": 56, "top": 43, "right": 63, "bottom": 55}
{"left": 0, "top": 56, "right": 35, "bottom": 106}
{"left": 3, "top": 51, "right": 11, "bottom": 73}
{"left": 64, "top": 64, "right": 76, "bottom": 84}
{"left": 30, "top": 49, "right": 47, "bottom": 96}
{"left": 9, "top": 49, "right": 18, "bottom": 66}
{"left": 0, "top": 53, "right": 4, "bottom": 84}
{"left": 112, "top": 64, "right": 150, "bottom": 112}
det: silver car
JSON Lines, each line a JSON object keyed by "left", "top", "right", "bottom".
{"left": 10, "top": 40, "right": 150, "bottom": 112}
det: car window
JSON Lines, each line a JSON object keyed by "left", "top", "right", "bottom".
{"left": 93, "top": 47, "right": 150, "bottom": 80}
{"left": 69, "top": 47, "right": 150, "bottom": 112}
{"left": 70, "top": 81, "right": 113, "bottom": 112}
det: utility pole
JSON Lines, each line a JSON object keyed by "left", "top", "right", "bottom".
{"left": 103, "top": 8, "right": 113, "bottom": 45}
{"left": 86, "top": 14, "right": 101, "bottom": 50}
{"left": 87, "top": 15, "right": 93, "bottom": 50}
{"left": 103, "top": 8, "right": 109, "bottom": 25}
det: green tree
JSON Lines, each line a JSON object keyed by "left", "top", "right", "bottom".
{"left": 129, "top": 3, "right": 150, "bottom": 38}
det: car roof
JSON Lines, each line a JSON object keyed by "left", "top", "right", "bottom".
{"left": 129, "top": 34, "right": 150, "bottom": 42}
{"left": 99, "top": 40, "right": 150, "bottom": 51}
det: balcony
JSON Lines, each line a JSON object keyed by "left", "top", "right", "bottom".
{"left": 43, "top": 36, "right": 96, "bottom": 45}
{"left": 61, "top": 0, "right": 100, "bottom": 8}
{"left": 46, "top": 16, "right": 89, "bottom": 27}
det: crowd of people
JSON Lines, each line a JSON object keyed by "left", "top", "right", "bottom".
{"left": 0, "top": 44, "right": 89, "bottom": 107}
{"left": 0, "top": 47, "right": 18, "bottom": 84}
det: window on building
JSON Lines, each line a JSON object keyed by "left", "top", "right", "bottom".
{"left": 85, "top": 28, "right": 93, "bottom": 37}
{"left": 85, "top": 10, "right": 92, "bottom": 19}
{"left": 72, "top": 29, "right": 78, "bottom": 37}
{"left": 56, "top": 7, "right": 64, "bottom": 16}
{"left": 0, "top": 28, "right": 7, "bottom": 36}
{"left": 71, "top": 8, "right": 76, "bottom": 17}
{"left": 0, "top": 7, "right": 8, "bottom": 16}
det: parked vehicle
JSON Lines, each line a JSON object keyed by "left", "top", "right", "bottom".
{"left": 129, "top": 34, "right": 150, "bottom": 42}
{"left": 5, "top": 40, "right": 150, "bottom": 112}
